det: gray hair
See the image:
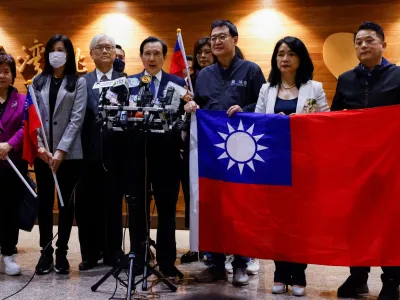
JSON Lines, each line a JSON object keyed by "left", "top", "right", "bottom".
{"left": 89, "top": 34, "right": 116, "bottom": 51}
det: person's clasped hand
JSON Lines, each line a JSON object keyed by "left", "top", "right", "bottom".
{"left": 0, "top": 142, "right": 12, "bottom": 160}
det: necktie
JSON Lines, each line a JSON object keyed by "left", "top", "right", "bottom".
{"left": 101, "top": 74, "right": 108, "bottom": 81}
{"left": 150, "top": 76, "right": 156, "bottom": 98}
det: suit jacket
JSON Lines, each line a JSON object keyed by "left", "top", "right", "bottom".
{"left": 82, "top": 69, "right": 121, "bottom": 161}
{"left": 0, "top": 87, "right": 26, "bottom": 168}
{"left": 35, "top": 76, "right": 87, "bottom": 160}
{"left": 255, "top": 80, "right": 330, "bottom": 114}
{"left": 128, "top": 70, "right": 186, "bottom": 101}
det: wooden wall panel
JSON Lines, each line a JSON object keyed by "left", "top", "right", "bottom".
{"left": 1, "top": 0, "right": 400, "bottom": 102}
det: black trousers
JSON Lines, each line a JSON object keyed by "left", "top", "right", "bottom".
{"left": 34, "top": 159, "right": 81, "bottom": 256}
{"left": 127, "top": 132, "right": 180, "bottom": 269}
{"left": 180, "top": 136, "right": 190, "bottom": 229}
{"left": 75, "top": 133, "right": 124, "bottom": 263}
{"left": 350, "top": 266, "right": 400, "bottom": 284}
{"left": 0, "top": 165, "right": 26, "bottom": 256}
{"left": 274, "top": 261, "right": 308, "bottom": 287}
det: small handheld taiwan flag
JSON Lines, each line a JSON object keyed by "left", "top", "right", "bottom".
{"left": 22, "top": 90, "right": 41, "bottom": 165}
{"left": 170, "top": 39, "right": 185, "bottom": 78}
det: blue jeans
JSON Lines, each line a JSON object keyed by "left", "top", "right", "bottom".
{"left": 210, "top": 252, "right": 249, "bottom": 269}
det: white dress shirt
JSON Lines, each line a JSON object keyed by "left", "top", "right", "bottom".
{"left": 96, "top": 68, "right": 114, "bottom": 82}
{"left": 144, "top": 70, "right": 162, "bottom": 98}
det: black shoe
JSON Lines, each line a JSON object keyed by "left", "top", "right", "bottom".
{"left": 337, "top": 275, "right": 369, "bottom": 298}
{"left": 35, "top": 253, "right": 54, "bottom": 275}
{"left": 181, "top": 251, "right": 199, "bottom": 264}
{"left": 55, "top": 255, "right": 70, "bottom": 275}
{"left": 159, "top": 265, "right": 183, "bottom": 278}
{"left": 79, "top": 260, "right": 98, "bottom": 271}
{"left": 378, "top": 275, "right": 400, "bottom": 300}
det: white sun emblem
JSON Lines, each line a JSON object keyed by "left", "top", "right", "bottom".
{"left": 214, "top": 120, "right": 268, "bottom": 174}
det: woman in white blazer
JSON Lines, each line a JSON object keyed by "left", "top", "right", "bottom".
{"left": 33, "top": 34, "right": 87, "bottom": 276}
{"left": 255, "top": 36, "right": 329, "bottom": 297}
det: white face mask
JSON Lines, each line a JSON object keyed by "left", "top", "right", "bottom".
{"left": 49, "top": 52, "right": 67, "bottom": 68}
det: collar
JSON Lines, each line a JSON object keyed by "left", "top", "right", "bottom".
{"left": 144, "top": 70, "right": 162, "bottom": 82}
{"left": 217, "top": 55, "right": 239, "bottom": 72}
{"left": 96, "top": 68, "right": 114, "bottom": 82}
{"left": 359, "top": 57, "right": 390, "bottom": 73}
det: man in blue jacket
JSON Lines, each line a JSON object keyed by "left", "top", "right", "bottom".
{"left": 185, "top": 20, "right": 266, "bottom": 286}
{"left": 127, "top": 36, "right": 185, "bottom": 277}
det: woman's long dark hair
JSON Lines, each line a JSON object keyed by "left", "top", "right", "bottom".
{"left": 33, "top": 34, "right": 78, "bottom": 92}
{"left": 268, "top": 36, "right": 314, "bottom": 88}
{"left": 193, "top": 37, "right": 216, "bottom": 73}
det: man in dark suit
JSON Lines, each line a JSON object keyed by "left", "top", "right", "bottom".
{"left": 75, "top": 34, "right": 125, "bottom": 270}
{"left": 127, "top": 36, "right": 185, "bottom": 276}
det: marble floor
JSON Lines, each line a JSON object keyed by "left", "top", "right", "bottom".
{"left": 0, "top": 226, "right": 387, "bottom": 300}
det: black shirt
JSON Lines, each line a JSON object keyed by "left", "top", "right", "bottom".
{"left": 0, "top": 86, "right": 13, "bottom": 120}
{"left": 274, "top": 97, "right": 298, "bottom": 115}
{"left": 49, "top": 77, "right": 63, "bottom": 152}
{"left": 194, "top": 55, "right": 266, "bottom": 112}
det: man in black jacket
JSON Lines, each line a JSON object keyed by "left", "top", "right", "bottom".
{"left": 332, "top": 22, "right": 400, "bottom": 300}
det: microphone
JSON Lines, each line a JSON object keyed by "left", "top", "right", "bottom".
{"left": 137, "top": 75, "right": 153, "bottom": 107}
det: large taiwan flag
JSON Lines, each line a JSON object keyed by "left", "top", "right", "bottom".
{"left": 189, "top": 107, "right": 400, "bottom": 266}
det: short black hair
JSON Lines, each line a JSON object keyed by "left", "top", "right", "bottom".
{"left": 186, "top": 55, "right": 193, "bottom": 61}
{"left": 116, "top": 44, "right": 125, "bottom": 55}
{"left": 355, "top": 22, "right": 385, "bottom": 41}
{"left": 268, "top": 36, "right": 314, "bottom": 88}
{"left": 140, "top": 36, "right": 168, "bottom": 57}
{"left": 0, "top": 53, "right": 16, "bottom": 84}
{"left": 210, "top": 20, "right": 238, "bottom": 37}
{"left": 235, "top": 47, "right": 244, "bottom": 59}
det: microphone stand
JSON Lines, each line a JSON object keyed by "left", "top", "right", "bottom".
{"left": 91, "top": 95, "right": 181, "bottom": 300}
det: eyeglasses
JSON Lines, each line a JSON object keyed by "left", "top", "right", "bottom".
{"left": 93, "top": 45, "right": 115, "bottom": 52}
{"left": 210, "top": 33, "right": 230, "bottom": 43}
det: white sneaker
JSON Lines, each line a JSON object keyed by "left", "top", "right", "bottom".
{"left": 0, "top": 255, "right": 21, "bottom": 276}
{"left": 246, "top": 258, "right": 260, "bottom": 275}
{"left": 224, "top": 255, "right": 234, "bottom": 274}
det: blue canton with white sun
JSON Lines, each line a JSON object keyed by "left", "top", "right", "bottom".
{"left": 196, "top": 110, "right": 293, "bottom": 186}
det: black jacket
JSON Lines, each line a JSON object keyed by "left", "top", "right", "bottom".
{"left": 194, "top": 56, "right": 266, "bottom": 112}
{"left": 331, "top": 62, "right": 400, "bottom": 111}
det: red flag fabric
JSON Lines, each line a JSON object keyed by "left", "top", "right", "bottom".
{"left": 170, "top": 39, "right": 185, "bottom": 78}
{"left": 191, "top": 106, "right": 400, "bottom": 266}
{"left": 22, "top": 90, "right": 41, "bottom": 165}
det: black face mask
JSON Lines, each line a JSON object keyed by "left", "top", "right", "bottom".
{"left": 113, "top": 57, "right": 125, "bottom": 73}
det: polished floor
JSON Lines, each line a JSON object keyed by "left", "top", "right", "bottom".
{"left": 0, "top": 226, "right": 387, "bottom": 300}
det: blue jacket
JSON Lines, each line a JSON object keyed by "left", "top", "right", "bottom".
{"left": 194, "top": 56, "right": 266, "bottom": 112}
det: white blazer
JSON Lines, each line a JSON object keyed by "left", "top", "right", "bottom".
{"left": 255, "top": 80, "right": 330, "bottom": 114}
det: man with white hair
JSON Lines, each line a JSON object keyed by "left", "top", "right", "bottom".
{"left": 75, "top": 34, "right": 125, "bottom": 271}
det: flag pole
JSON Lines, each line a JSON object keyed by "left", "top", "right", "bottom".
{"left": 27, "top": 84, "right": 65, "bottom": 207}
{"left": 177, "top": 28, "right": 194, "bottom": 94}
{"left": 6, "top": 156, "right": 37, "bottom": 198}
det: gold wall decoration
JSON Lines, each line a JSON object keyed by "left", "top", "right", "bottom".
{"left": 16, "top": 39, "right": 45, "bottom": 75}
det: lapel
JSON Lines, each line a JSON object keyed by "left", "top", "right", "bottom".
{"left": 40, "top": 77, "right": 51, "bottom": 120}
{"left": 53, "top": 78, "right": 68, "bottom": 116}
{"left": 111, "top": 70, "right": 120, "bottom": 80}
{"left": 0, "top": 89, "right": 19, "bottom": 129}
{"left": 88, "top": 70, "right": 99, "bottom": 101}
{"left": 157, "top": 70, "right": 168, "bottom": 98}
{"left": 296, "top": 81, "right": 311, "bottom": 114}
{"left": 266, "top": 85, "right": 278, "bottom": 113}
